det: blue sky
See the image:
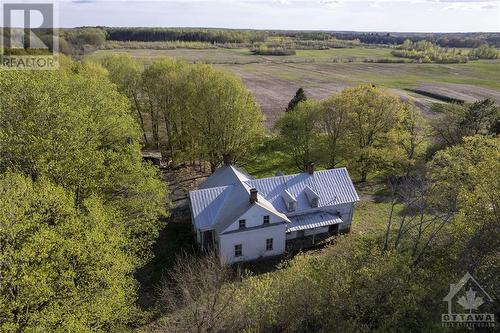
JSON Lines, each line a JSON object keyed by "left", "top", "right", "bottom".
{"left": 24, "top": 0, "right": 500, "bottom": 32}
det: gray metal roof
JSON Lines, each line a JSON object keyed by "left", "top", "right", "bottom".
{"left": 287, "top": 212, "right": 342, "bottom": 232}
{"left": 190, "top": 166, "right": 359, "bottom": 232}
{"left": 199, "top": 165, "right": 252, "bottom": 189}
{"left": 245, "top": 168, "right": 359, "bottom": 214}
{"left": 189, "top": 185, "right": 232, "bottom": 230}
{"left": 190, "top": 165, "right": 287, "bottom": 232}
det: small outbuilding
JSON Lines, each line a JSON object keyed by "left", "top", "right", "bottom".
{"left": 141, "top": 150, "right": 162, "bottom": 167}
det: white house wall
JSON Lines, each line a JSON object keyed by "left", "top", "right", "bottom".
{"left": 224, "top": 204, "right": 286, "bottom": 233}
{"left": 219, "top": 223, "right": 286, "bottom": 264}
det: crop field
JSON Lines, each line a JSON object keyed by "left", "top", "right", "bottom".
{"left": 87, "top": 47, "right": 500, "bottom": 128}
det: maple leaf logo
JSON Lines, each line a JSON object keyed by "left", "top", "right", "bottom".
{"left": 457, "top": 287, "right": 484, "bottom": 311}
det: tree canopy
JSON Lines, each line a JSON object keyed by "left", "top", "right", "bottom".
{"left": 0, "top": 57, "right": 167, "bottom": 330}
{"left": 275, "top": 100, "right": 320, "bottom": 170}
{"left": 99, "top": 56, "right": 265, "bottom": 171}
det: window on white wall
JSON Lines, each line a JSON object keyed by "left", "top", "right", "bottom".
{"left": 311, "top": 197, "right": 319, "bottom": 207}
{"left": 266, "top": 238, "right": 273, "bottom": 251}
{"left": 239, "top": 219, "right": 246, "bottom": 229}
{"left": 235, "top": 244, "right": 242, "bottom": 257}
{"left": 263, "top": 215, "right": 270, "bottom": 224}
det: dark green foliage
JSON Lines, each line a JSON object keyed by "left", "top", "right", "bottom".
{"left": 286, "top": 87, "right": 307, "bottom": 112}
{"left": 106, "top": 28, "right": 267, "bottom": 44}
{"left": 276, "top": 100, "right": 320, "bottom": 170}
{"left": 430, "top": 99, "right": 499, "bottom": 148}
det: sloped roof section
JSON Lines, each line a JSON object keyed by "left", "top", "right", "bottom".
{"left": 199, "top": 165, "right": 252, "bottom": 189}
{"left": 190, "top": 167, "right": 288, "bottom": 232}
{"left": 287, "top": 212, "right": 342, "bottom": 232}
{"left": 245, "top": 168, "right": 359, "bottom": 214}
{"left": 281, "top": 189, "right": 297, "bottom": 205}
{"left": 189, "top": 185, "right": 232, "bottom": 230}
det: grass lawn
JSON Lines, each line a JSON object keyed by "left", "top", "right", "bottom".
{"left": 351, "top": 200, "right": 397, "bottom": 236}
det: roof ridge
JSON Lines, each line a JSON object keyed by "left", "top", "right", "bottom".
{"left": 190, "top": 184, "right": 232, "bottom": 193}
{"left": 249, "top": 167, "right": 346, "bottom": 183}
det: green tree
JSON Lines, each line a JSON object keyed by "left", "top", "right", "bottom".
{"left": 470, "top": 44, "right": 499, "bottom": 59}
{"left": 286, "top": 88, "right": 307, "bottom": 112}
{"left": 0, "top": 173, "right": 137, "bottom": 332}
{"left": 318, "top": 94, "right": 349, "bottom": 168}
{"left": 0, "top": 56, "right": 167, "bottom": 266}
{"left": 99, "top": 54, "right": 148, "bottom": 144}
{"left": 275, "top": 100, "right": 320, "bottom": 171}
{"left": 398, "top": 103, "right": 427, "bottom": 176}
{"left": 430, "top": 99, "right": 499, "bottom": 149}
{"left": 185, "top": 64, "right": 265, "bottom": 172}
{"left": 428, "top": 136, "right": 499, "bottom": 297}
{"left": 339, "top": 84, "right": 407, "bottom": 181}
{"left": 142, "top": 58, "right": 189, "bottom": 156}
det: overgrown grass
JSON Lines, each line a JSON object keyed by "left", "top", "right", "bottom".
{"left": 239, "top": 138, "right": 299, "bottom": 178}
{"left": 352, "top": 200, "right": 398, "bottom": 236}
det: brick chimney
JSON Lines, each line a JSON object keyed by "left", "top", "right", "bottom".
{"left": 223, "top": 154, "right": 232, "bottom": 166}
{"left": 250, "top": 188, "right": 258, "bottom": 203}
{"left": 307, "top": 162, "right": 315, "bottom": 175}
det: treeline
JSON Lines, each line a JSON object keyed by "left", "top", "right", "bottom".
{"left": 99, "top": 54, "right": 265, "bottom": 172}
{"left": 333, "top": 31, "right": 500, "bottom": 47}
{"left": 275, "top": 85, "right": 427, "bottom": 181}
{"left": 469, "top": 44, "right": 500, "bottom": 59}
{"left": 106, "top": 28, "right": 267, "bottom": 44}
{"left": 391, "top": 39, "right": 499, "bottom": 63}
{"left": 9, "top": 28, "right": 498, "bottom": 56}
{"left": 392, "top": 39, "right": 470, "bottom": 63}
{"left": 275, "top": 86, "right": 499, "bottom": 179}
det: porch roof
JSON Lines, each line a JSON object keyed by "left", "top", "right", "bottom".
{"left": 287, "top": 212, "right": 342, "bottom": 232}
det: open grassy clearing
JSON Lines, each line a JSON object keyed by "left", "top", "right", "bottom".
{"left": 86, "top": 47, "right": 500, "bottom": 128}
{"left": 87, "top": 46, "right": 397, "bottom": 64}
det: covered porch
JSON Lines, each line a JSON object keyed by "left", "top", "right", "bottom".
{"left": 285, "top": 212, "right": 342, "bottom": 249}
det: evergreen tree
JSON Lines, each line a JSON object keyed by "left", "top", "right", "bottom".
{"left": 286, "top": 88, "right": 307, "bottom": 112}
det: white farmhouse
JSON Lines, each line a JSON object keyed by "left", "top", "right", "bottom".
{"left": 189, "top": 161, "right": 359, "bottom": 264}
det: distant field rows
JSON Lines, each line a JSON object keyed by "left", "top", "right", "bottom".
{"left": 87, "top": 47, "right": 500, "bottom": 128}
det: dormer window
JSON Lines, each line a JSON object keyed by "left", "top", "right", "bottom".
{"left": 304, "top": 186, "right": 320, "bottom": 208}
{"left": 282, "top": 189, "right": 297, "bottom": 212}
{"left": 239, "top": 219, "right": 246, "bottom": 229}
